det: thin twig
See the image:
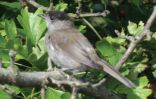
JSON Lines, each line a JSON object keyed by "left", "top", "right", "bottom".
{"left": 92, "top": 78, "right": 106, "bottom": 88}
{"left": 0, "top": 67, "right": 121, "bottom": 99}
{"left": 82, "top": 18, "right": 102, "bottom": 40}
{"left": 24, "top": 0, "right": 110, "bottom": 18}
{"left": 115, "top": 6, "right": 156, "bottom": 69}
{"left": 25, "top": 0, "right": 49, "bottom": 11}
{"left": 40, "top": 87, "right": 45, "bottom": 99}
{"left": 70, "top": 10, "right": 110, "bottom": 18}
{"left": 115, "top": 30, "right": 136, "bottom": 42}
{"left": 48, "top": 0, "right": 54, "bottom": 11}
{"left": 9, "top": 50, "right": 16, "bottom": 72}
{"left": 76, "top": 0, "right": 82, "bottom": 17}
{"left": 71, "top": 86, "right": 78, "bottom": 99}
{"left": 0, "top": 58, "right": 2, "bottom": 68}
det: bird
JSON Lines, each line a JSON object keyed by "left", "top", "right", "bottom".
{"left": 40, "top": 11, "right": 135, "bottom": 88}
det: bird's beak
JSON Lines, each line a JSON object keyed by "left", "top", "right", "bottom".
{"left": 37, "top": 14, "right": 46, "bottom": 19}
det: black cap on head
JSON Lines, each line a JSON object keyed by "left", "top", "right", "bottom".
{"left": 47, "top": 11, "right": 70, "bottom": 21}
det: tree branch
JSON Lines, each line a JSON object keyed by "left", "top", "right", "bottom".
{"left": 24, "top": 0, "right": 49, "bottom": 11}
{"left": 0, "top": 68, "right": 120, "bottom": 99}
{"left": 115, "top": 6, "right": 156, "bottom": 69}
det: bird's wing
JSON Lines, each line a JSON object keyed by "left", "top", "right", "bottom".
{"left": 49, "top": 29, "right": 101, "bottom": 69}
{"left": 47, "top": 29, "right": 136, "bottom": 88}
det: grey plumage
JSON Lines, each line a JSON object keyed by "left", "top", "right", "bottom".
{"left": 42, "top": 11, "right": 135, "bottom": 88}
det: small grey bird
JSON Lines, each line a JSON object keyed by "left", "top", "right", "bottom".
{"left": 41, "top": 11, "right": 135, "bottom": 88}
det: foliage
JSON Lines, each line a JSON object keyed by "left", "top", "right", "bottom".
{"left": 0, "top": 0, "right": 155, "bottom": 99}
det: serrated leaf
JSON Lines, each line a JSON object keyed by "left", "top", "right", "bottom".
{"left": 5, "top": 20, "right": 17, "bottom": 40}
{"left": 127, "top": 21, "right": 144, "bottom": 36}
{"left": 116, "top": 76, "right": 151, "bottom": 99}
{"left": 55, "top": 2, "right": 68, "bottom": 11}
{"left": 29, "top": 8, "right": 46, "bottom": 45}
{"left": 130, "top": 87, "right": 152, "bottom": 99}
{"left": 138, "top": 76, "right": 149, "bottom": 87}
{"left": 17, "top": 8, "right": 46, "bottom": 54}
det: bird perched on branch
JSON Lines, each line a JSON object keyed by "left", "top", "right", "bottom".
{"left": 40, "top": 11, "right": 135, "bottom": 88}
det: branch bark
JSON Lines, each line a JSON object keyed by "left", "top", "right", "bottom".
{"left": 0, "top": 68, "right": 120, "bottom": 99}
{"left": 115, "top": 6, "right": 156, "bottom": 69}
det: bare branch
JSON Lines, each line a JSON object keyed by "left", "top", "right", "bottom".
{"left": 92, "top": 78, "right": 106, "bottom": 88}
{"left": 25, "top": 0, "right": 49, "bottom": 11}
{"left": 71, "top": 86, "right": 78, "bottom": 99}
{"left": 82, "top": 18, "right": 102, "bottom": 40}
{"left": 115, "top": 30, "right": 136, "bottom": 42}
{"left": 0, "top": 58, "right": 2, "bottom": 68}
{"left": 9, "top": 50, "right": 16, "bottom": 68}
{"left": 76, "top": 0, "right": 82, "bottom": 17}
{"left": 24, "top": 0, "right": 110, "bottom": 18}
{"left": 0, "top": 68, "right": 121, "bottom": 99}
{"left": 70, "top": 10, "right": 110, "bottom": 18}
{"left": 48, "top": 0, "right": 54, "bottom": 11}
{"left": 40, "top": 87, "right": 45, "bottom": 99}
{"left": 115, "top": 6, "right": 156, "bottom": 69}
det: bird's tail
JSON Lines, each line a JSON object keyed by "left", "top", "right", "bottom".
{"left": 97, "top": 60, "right": 135, "bottom": 88}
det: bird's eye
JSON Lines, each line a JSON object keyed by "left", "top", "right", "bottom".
{"left": 50, "top": 16, "right": 54, "bottom": 20}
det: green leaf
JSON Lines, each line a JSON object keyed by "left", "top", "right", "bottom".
{"left": 0, "top": 1, "right": 21, "bottom": 10}
{"left": 17, "top": 8, "right": 46, "bottom": 54}
{"left": 105, "top": 36, "right": 126, "bottom": 45}
{"left": 17, "top": 45, "right": 28, "bottom": 59}
{"left": 27, "top": 53, "right": 37, "bottom": 64}
{"left": 152, "top": 70, "right": 156, "bottom": 78}
{"left": 30, "top": 8, "right": 47, "bottom": 44}
{"left": 55, "top": 2, "right": 68, "bottom": 11}
{"left": 129, "top": 0, "right": 141, "bottom": 8}
{"left": 14, "top": 38, "right": 22, "bottom": 50}
{"left": 46, "top": 87, "right": 70, "bottom": 99}
{"left": 0, "top": 20, "right": 5, "bottom": 29}
{"left": 78, "top": 25, "right": 86, "bottom": 33}
{"left": 10, "top": 85, "right": 21, "bottom": 94}
{"left": 127, "top": 21, "right": 144, "bottom": 36}
{"left": 0, "top": 90, "right": 11, "bottom": 99}
{"left": 96, "top": 40, "right": 122, "bottom": 65}
{"left": 0, "top": 50, "right": 9, "bottom": 63}
{"left": 152, "top": 32, "right": 156, "bottom": 39}
{"left": 0, "top": 35, "right": 6, "bottom": 48}
{"left": 5, "top": 20, "right": 17, "bottom": 39}
{"left": 134, "top": 64, "right": 147, "bottom": 73}
{"left": 6, "top": 39, "right": 14, "bottom": 49}
{"left": 32, "top": 37, "right": 46, "bottom": 59}
{"left": 116, "top": 76, "right": 152, "bottom": 99}
{"left": 138, "top": 76, "right": 148, "bottom": 87}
